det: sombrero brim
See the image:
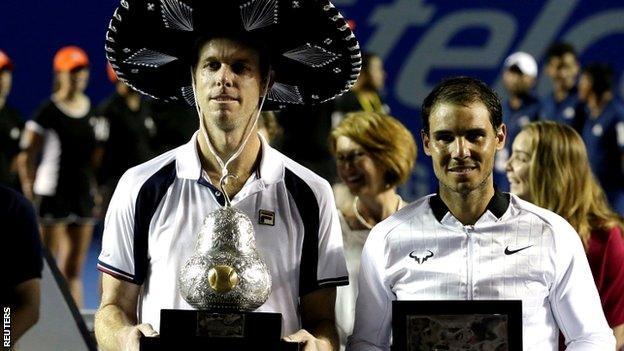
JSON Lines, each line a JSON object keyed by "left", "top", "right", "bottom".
{"left": 105, "top": 0, "right": 361, "bottom": 110}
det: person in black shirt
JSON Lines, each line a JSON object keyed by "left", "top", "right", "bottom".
{"left": 494, "top": 52, "right": 541, "bottom": 191}
{"left": 149, "top": 99, "right": 198, "bottom": 154}
{"left": 96, "top": 64, "right": 156, "bottom": 216}
{"left": 18, "top": 46, "right": 97, "bottom": 308}
{"left": 539, "top": 42, "right": 585, "bottom": 132}
{"left": 0, "top": 185, "right": 42, "bottom": 348}
{"left": 0, "top": 50, "right": 23, "bottom": 191}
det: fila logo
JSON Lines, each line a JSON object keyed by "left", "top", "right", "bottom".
{"left": 259, "top": 209, "right": 275, "bottom": 226}
{"left": 409, "top": 250, "right": 434, "bottom": 264}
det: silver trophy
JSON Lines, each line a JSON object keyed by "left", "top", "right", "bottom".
{"left": 179, "top": 179, "right": 272, "bottom": 311}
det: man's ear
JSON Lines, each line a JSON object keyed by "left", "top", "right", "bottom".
{"left": 421, "top": 130, "right": 432, "bottom": 156}
{"left": 261, "top": 70, "right": 275, "bottom": 97}
{"left": 496, "top": 123, "right": 507, "bottom": 150}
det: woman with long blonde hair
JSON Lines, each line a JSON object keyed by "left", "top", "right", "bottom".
{"left": 506, "top": 121, "right": 624, "bottom": 349}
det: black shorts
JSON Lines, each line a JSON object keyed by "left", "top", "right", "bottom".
{"left": 37, "top": 192, "right": 94, "bottom": 225}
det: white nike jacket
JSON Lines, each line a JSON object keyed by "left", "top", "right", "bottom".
{"left": 348, "top": 192, "right": 615, "bottom": 350}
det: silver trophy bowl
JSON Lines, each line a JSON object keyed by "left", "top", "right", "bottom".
{"left": 179, "top": 206, "right": 272, "bottom": 310}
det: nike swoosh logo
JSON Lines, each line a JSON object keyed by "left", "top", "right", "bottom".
{"left": 504, "top": 245, "right": 533, "bottom": 255}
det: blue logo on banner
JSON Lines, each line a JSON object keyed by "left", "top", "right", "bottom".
{"left": 335, "top": 0, "right": 624, "bottom": 197}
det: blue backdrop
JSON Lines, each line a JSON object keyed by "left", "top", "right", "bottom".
{"left": 2, "top": 0, "right": 624, "bottom": 198}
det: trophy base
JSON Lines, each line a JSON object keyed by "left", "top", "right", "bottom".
{"left": 139, "top": 309, "right": 302, "bottom": 351}
{"left": 140, "top": 336, "right": 302, "bottom": 350}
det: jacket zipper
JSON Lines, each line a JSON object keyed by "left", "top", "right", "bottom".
{"left": 465, "top": 225, "right": 474, "bottom": 300}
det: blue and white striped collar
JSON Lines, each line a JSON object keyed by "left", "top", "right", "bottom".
{"left": 175, "top": 130, "right": 284, "bottom": 186}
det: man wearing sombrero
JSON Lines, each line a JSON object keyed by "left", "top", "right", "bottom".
{"left": 94, "top": 0, "right": 361, "bottom": 350}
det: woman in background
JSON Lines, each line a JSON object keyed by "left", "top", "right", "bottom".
{"left": 18, "top": 46, "right": 98, "bottom": 307}
{"left": 0, "top": 49, "right": 24, "bottom": 192}
{"left": 330, "top": 111, "right": 416, "bottom": 349}
{"left": 258, "top": 111, "right": 283, "bottom": 147}
{"left": 506, "top": 121, "right": 624, "bottom": 349}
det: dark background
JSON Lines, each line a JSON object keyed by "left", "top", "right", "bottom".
{"left": 2, "top": 0, "right": 624, "bottom": 197}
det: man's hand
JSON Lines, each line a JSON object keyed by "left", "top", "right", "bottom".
{"left": 95, "top": 274, "right": 145, "bottom": 351}
{"left": 118, "top": 323, "right": 158, "bottom": 351}
{"left": 284, "top": 329, "right": 332, "bottom": 351}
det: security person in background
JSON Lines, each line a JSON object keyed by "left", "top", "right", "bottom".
{"left": 578, "top": 63, "right": 624, "bottom": 214}
{"left": 494, "top": 51, "right": 541, "bottom": 191}
{"left": 96, "top": 63, "right": 156, "bottom": 216}
{"left": 539, "top": 42, "right": 584, "bottom": 132}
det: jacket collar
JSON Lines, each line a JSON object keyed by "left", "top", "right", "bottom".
{"left": 430, "top": 187, "right": 510, "bottom": 224}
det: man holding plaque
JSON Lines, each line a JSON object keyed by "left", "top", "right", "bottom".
{"left": 94, "top": 0, "right": 358, "bottom": 350}
{"left": 349, "top": 77, "right": 615, "bottom": 350}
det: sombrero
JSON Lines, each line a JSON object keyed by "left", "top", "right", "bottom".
{"left": 105, "top": 0, "right": 362, "bottom": 110}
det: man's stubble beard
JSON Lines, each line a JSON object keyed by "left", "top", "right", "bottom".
{"left": 440, "top": 168, "right": 493, "bottom": 198}
{"left": 203, "top": 107, "right": 243, "bottom": 134}
{"left": 215, "top": 115, "right": 239, "bottom": 133}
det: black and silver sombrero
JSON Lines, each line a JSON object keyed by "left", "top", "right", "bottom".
{"left": 105, "top": 0, "right": 361, "bottom": 110}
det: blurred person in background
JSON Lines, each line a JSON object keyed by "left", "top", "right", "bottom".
{"left": 331, "top": 52, "right": 389, "bottom": 128}
{"left": 540, "top": 42, "right": 584, "bottom": 132}
{"left": 258, "top": 110, "right": 283, "bottom": 147}
{"left": 18, "top": 46, "right": 98, "bottom": 308}
{"left": 494, "top": 51, "right": 540, "bottom": 192}
{"left": 276, "top": 102, "right": 337, "bottom": 181}
{"left": 149, "top": 99, "right": 198, "bottom": 154}
{"left": 329, "top": 111, "right": 416, "bottom": 350}
{"left": 95, "top": 63, "right": 156, "bottom": 216}
{"left": 0, "top": 185, "right": 42, "bottom": 349}
{"left": 506, "top": 121, "right": 624, "bottom": 349}
{"left": 0, "top": 49, "right": 24, "bottom": 192}
{"left": 330, "top": 52, "right": 391, "bottom": 204}
{"left": 577, "top": 63, "right": 624, "bottom": 215}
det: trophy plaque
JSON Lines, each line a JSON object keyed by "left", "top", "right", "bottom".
{"left": 391, "top": 300, "right": 522, "bottom": 351}
{"left": 140, "top": 206, "right": 301, "bottom": 350}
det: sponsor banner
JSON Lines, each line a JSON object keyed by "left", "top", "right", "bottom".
{"left": 336, "top": 0, "right": 624, "bottom": 197}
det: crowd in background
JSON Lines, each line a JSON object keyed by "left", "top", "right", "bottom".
{"left": 1, "top": 40, "right": 624, "bottom": 349}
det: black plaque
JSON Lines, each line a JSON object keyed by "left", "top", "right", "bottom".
{"left": 140, "top": 309, "right": 301, "bottom": 351}
{"left": 391, "top": 300, "right": 522, "bottom": 351}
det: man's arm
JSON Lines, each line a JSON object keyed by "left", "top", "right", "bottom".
{"left": 9, "top": 278, "right": 40, "bottom": 344}
{"left": 16, "top": 129, "right": 43, "bottom": 201}
{"left": 286, "top": 287, "right": 339, "bottom": 351}
{"left": 550, "top": 223, "right": 615, "bottom": 350}
{"left": 614, "top": 324, "right": 624, "bottom": 350}
{"left": 347, "top": 229, "right": 393, "bottom": 351}
{"left": 95, "top": 274, "right": 158, "bottom": 351}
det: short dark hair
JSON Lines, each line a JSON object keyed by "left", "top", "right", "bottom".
{"left": 546, "top": 42, "right": 577, "bottom": 61}
{"left": 192, "top": 35, "right": 272, "bottom": 81}
{"left": 421, "top": 76, "right": 502, "bottom": 134}
{"left": 583, "top": 63, "right": 613, "bottom": 97}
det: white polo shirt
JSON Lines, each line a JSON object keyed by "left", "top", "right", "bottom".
{"left": 348, "top": 192, "right": 615, "bottom": 351}
{"left": 97, "top": 132, "right": 348, "bottom": 335}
